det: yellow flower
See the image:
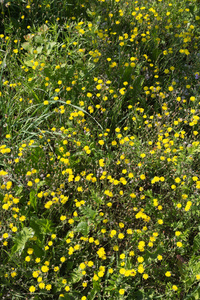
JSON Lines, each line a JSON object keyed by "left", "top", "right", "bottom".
{"left": 97, "top": 247, "right": 106, "bottom": 258}
{"left": 138, "top": 264, "right": 144, "bottom": 273}
{"left": 39, "top": 282, "right": 45, "bottom": 289}
{"left": 119, "top": 289, "right": 125, "bottom": 295}
{"left": 87, "top": 261, "right": 94, "bottom": 267}
{"left": 41, "top": 265, "right": 49, "bottom": 273}
{"left": 87, "top": 92, "right": 92, "bottom": 98}
{"left": 137, "top": 256, "right": 144, "bottom": 263}
{"left": 143, "top": 274, "right": 149, "bottom": 279}
{"left": 93, "top": 274, "right": 99, "bottom": 281}
{"left": 118, "top": 233, "right": 124, "bottom": 239}
{"left": 32, "top": 271, "right": 39, "bottom": 278}
{"left": 3, "top": 233, "right": 9, "bottom": 239}
{"left": 165, "top": 271, "right": 171, "bottom": 277}
{"left": 29, "top": 286, "right": 36, "bottom": 293}
{"left": 98, "top": 140, "right": 104, "bottom": 145}
{"left": 46, "top": 284, "right": 52, "bottom": 290}
{"left": 65, "top": 286, "right": 70, "bottom": 291}
{"left": 157, "top": 219, "right": 163, "bottom": 225}
{"left": 99, "top": 159, "right": 105, "bottom": 167}
{"left": 79, "top": 263, "right": 86, "bottom": 270}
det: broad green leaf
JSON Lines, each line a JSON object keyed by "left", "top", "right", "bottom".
{"left": 35, "top": 218, "right": 54, "bottom": 234}
{"left": 81, "top": 206, "right": 97, "bottom": 220}
{"left": 35, "top": 35, "right": 44, "bottom": 44}
{"left": 29, "top": 217, "right": 54, "bottom": 237}
{"left": 76, "top": 221, "right": 89, "bottom": 236}
{"left": 46, "top": 42, "right": 57, "bottom": 55}
{"left": 24, "top": 59, "right": 35, "bottom": 67}
{"left": 193, "top": 233, "right": 200, "bottom": 253}
{"left": 29, "top": 190, "right": 37, "bottom": 210}
{"left": 11, "top": 227, "right": 34, "bottom": 255}
{"left": 36, "top": 46, "right": 43, "bottom": 54}
{"left": 29, "top": 218, "right": 43, "bottom": 242}
{"left": 21, "top": 42, "right": 32, "bottom": 51}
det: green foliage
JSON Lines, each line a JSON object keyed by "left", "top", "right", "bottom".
{"left": 11, "top": 227, "right": 35, "bottom": 256}
{"left": 0, "top": 0, "right": 200, "bottom": 299}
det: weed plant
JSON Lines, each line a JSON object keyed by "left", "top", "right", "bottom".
{"left": 0, "top": 0, "right": 200, "bottom": 299}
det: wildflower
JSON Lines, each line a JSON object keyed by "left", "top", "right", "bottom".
{"left": 29, "top": 286, "right": 36, "bottom": 293}
{"left": 118, "top": 233, "right": 124, "bottom": 239}
{"left": 41, "top": 265, "right": 49, "bottom": 273}
{"left": 79, "top": 263, "right": 86, "bottom": 270}
{"left": 138, "top": 264, "right": 144, "bottom": 273}
{"left": 98, "top": 140, "right": 104, "bottom": 145}
{"left": 137, "top": 256, "right": 144, "bottom": 263}
{"left": 93, "top": 274, "right": 99, "bottom": 281}
{"left": 119, "top": 289, "right": 125, "bottom": 295}
{"left": 165, "top": 271, "right": 171, "bottom": 277}
{"left": 97, "top": 247, "right": 106, "bottom": 258}
{"left": 39, "top": 282, "right": 45, "bottom": 289}
{"left": 46, "top": 284, "right": 52, "bottom": 291}
{"left": 157, "top": 219, "right": 163, "bottom": 225}
{"left": 32, "top": 271, "right": 39, "bottom": 278}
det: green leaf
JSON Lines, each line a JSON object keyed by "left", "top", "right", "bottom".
{"left": 46, "top": 42, "right": 57, "bottom": 55}
{"left": 29, "top": 217, "right": 54, "bottom": 237}
{"left": 24, "top": 59, "right": 35, "bottom": 67}
{"left": 36, "top": 180, "right": 46, "bottom": 189}
{"left": 89, "top": 281, "right": 101, "bottom": 300}
{"left": 81, "top": 206, "right": 97, "bottom": 220}
{"left": 34, "top": 218, "right": 54, "bottom": 234}
{"left": 34, "top": 35, "right": 44, "bottom": 44}
{"left": 76, "top": 221, "right": 89, "bottom": 236}
{"left": 36, "top": 46, "right": 43, "bottom": 54}
{"left": 29, "top": 218, "right": 43, "bottom": 242}
{"left": 29, "top": 190, "right": 37, "bottom": 210}
{"left": 193, "top": 233, "right": 200, "bottom": 253}
{"left": 21, "top": 42, "right": 32, "bottom": 51}
{"left": 71, "top": 268, "right": 84, "bottom": 284}
{"left": 32, "top": 244, "right": 44, "bottom": 258}
{"left": 11, "top": 227, "right": 34, "bottom": 255}
{"left": 184, "top": 285, "right": 200, "bottom": 300}
{"left": 15, "top": 186, "right": 23, "bottom": 197}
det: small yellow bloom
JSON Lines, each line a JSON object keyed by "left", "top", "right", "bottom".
{"left": 119, "top": 289, "right": 125, "bottom": 295}
{"left": 165, "top": 271, "right": 171, "bottom": 277}
{"left": 29, "top": 286, "right": 36, "bottom": 293}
